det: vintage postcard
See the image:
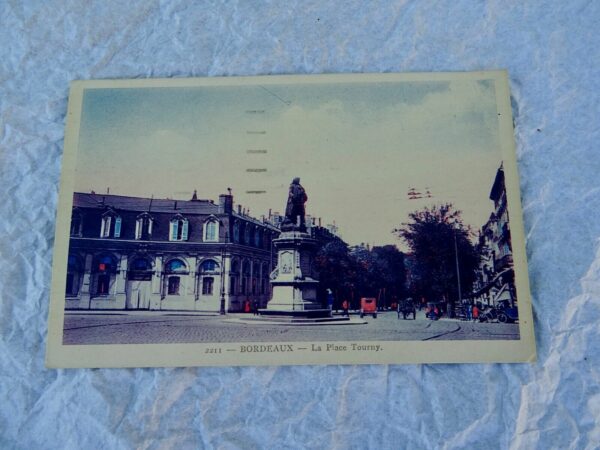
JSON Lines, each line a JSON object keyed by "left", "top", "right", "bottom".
{"left": 46, "top": 71, "right": 536, "bottom": 368}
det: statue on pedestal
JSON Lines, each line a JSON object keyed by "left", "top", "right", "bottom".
{"left": 259, "top": 176, "right": 345, "bottom": 321}
{"left": 281, "top": 177, "right": 308, "bottom": 232}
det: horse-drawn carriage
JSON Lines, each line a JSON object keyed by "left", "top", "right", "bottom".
{"left": 397, "top": 298, "right": 416, "bottom": 320}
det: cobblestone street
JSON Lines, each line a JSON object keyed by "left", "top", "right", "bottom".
{"left": 63, "top": 310, "right": 520, "bottom": 345}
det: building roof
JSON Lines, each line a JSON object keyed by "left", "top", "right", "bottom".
{"left": 489, "top": 166, "right": 505, "bottom": 201}
{"left": 73, "top": 192, "right": 219, "bottom": 215}
{"left": 232, "top": 211, "right": 273, "bottom": 228}
{"left": 73, "top": 192, "right": 282, "bottom": 233}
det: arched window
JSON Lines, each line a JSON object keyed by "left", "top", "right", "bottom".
{"left": 100, "top": 210, "right": 121, "bottom": 238}
{"left": 199, "top": 259, "right": 219, "bottom": 296}
{"left": 130, "top": 257, "right": 152, "bottom": 271}
{"left": 203, "top": 218, "right": 219, "bottom": 242}
{"left": 229, "top": 259, "right": 239, "bottom": 295}
{"left": 128, "top": 257, "right": 153, "bottom": 280}
{"left": 164, "top": 258, "right": 188, "bottom": 295}
{"left": 135, "top": 213, "right": 154, "bottom": 240}
{"left": 169, "top": 215, "right": 188, "bottom": 241}
{"left": 70, "top": 210, "right": 83, "bottom": 237}
{"left": 94, "top": 255, "right": 117, "bottom": 272}
{"left": 66, "top": 255, "right": 82, "bottom": 296}
{"left": 92, "top": 254, "right": 117, "bottom": 296}
{"left": 165, "top": 259, "right": 187, "bottom": 273}
{"left": 233, "top": 221, "right": 240, "bottom": 243}
{"left": 200, "top": 259, "right": 219, "bottom": 272}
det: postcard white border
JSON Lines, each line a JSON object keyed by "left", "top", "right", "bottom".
{"left": 46, "top": 71, "right": 536, "bottom": 368}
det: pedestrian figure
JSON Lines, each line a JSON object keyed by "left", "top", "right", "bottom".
{"left": 472, "top": 304, "right": 479, "bottom": 322}
{"left": 252, "top": 299, "right": 259, "bottom": 316}
{"left": 464, "top": 301, "right": 472, "bottom": 321}
{"left": 244, "top": 299, "right": 251, "bottom": 313}
{"left": 327, "top": 289, "right": 334, "bottom": 311}
{"left": 342, "top": 299, "right": 349, "bottom": 317}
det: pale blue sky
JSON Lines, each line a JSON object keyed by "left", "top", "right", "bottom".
{"left": 75, "top": 79, "right": 502, "bottom": 246}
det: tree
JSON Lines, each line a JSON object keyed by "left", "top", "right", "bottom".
{"left": 394, "top": 203, "right": 479, "bottom": 317}
{"left": 314, "top": 240, "right": 357, "bottom": 309}
{"left": 315, "top": 241, "right": 407, "bottom": 310}
{"left": 372, "top": 245, "right": 407, "bottom": 307}
{"left": 349, "top": 244, "right": 407, "bottom": 309}
{"left": 350, "top": 244, "right": 379, "bottom": 303}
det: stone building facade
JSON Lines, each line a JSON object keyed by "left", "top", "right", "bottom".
{"left": 65, "top": 191, "right": 280, "bottom": 312}
{"left": 473, "top": 164, "right": 516, "bottom": 307}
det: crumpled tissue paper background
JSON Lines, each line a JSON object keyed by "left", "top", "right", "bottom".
{"left": 1, "top": 1, "right": 600, "bottom": 449}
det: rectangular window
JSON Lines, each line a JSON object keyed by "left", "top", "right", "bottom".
{"left": 97, "top": 274, "right": 110, "bottom": 295}
{"left": 168, "top": 276, "right": 180, "bottom": 295}
{"left": 170, "top": 221, "right": 178, "bottom": 241}
{"left": 114, "top": 217, "right": 121, "bottom": 237}
{"left": 206, "top": 221, "right": 217, "bottom": 241}
{"left": 170, "top": 220, "right": 188, "bottom": 241}
{"left": 202, "top": 277, "right": 214, "bottom": 295}
{"left": 135, "top": 219, "right": 141, "bottom": 239}
{"left": 101, "top": 216, "right": 111, "bottom": 237}
{"left": 70, "top": 217, "right": 81, "bottom": 236}
{"left": 229, "top": 276, "right": 236, "bottom": 295}
{"left": 66, "top": 273, "right": 74, "bottom": 295}
{"left": 181, "top": 220, "right": 189, "bottom": 241}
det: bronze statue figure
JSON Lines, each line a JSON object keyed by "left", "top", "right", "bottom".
{"left": 282, "top": 177, "right": 308, "bottom": 232}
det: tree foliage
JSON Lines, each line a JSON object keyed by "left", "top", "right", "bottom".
{"left": 314, "top": 240, "right": 357, "bottom": 308}
{"left": 315, "top": 240, "right": 407, "bottom": 309}
{"left": 394, "top": 203, "right": 479, "bottom": 313}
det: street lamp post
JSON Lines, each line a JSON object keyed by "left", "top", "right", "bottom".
{"left": 454, "top": 233, "right": 462, "bottom": 302}
{"left": 453, "top": 229, "right": 462, "bottom": 318}
{"left": 219, "top": 231, "right": 229, "bottom": 315}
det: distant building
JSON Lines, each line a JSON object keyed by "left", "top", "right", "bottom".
{"left": 268, "top": 211, "right": 284, "bottom": 228}
{"left": 326, "top": 223, "right": 339, "bottom": 237}
{"left": 472, "top": 164, "right": 516, "bottom": 307}
{"left": 266, "top": 212, "right": 340, "bottom": 243}
{"left": 65, "top": 191, "right": 280, "bottom": 312}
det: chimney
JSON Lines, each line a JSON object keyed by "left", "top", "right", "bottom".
{"left": 318, "top": 217, "right": 322, "bottom": 227}
{"left": 191, "top": 190, "right": 198, "bottom": 201}
{"left": 237, "top": 204, "right": 242, "bottom": 214}
{"left": 219, "top": 193, "right": 233, "bottom": 214}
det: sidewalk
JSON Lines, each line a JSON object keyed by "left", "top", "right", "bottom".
{"left": 64, "top": 309, "right": 220, "bottom": 317}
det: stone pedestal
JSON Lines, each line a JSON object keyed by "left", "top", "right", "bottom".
{"left": 262, "top": 231, "right": 330, "bottom": 318}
